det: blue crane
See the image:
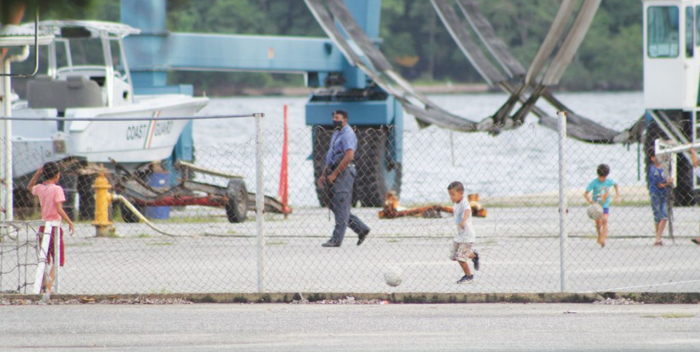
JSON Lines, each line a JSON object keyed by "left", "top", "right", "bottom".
{"left": 120, "top": 0, "right": 402, "bottom": 207}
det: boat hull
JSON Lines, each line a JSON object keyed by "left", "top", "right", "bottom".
{"left": 11, "top": 95, "right": 209, "bottom": 177}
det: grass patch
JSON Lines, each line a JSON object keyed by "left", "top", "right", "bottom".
{"left": 480, "top": 200, "right": 652, "bottom": 208}
{"left": 264, "top": 214, "right": 288, "bottom": 222}
{"left": 397, "top": 201, "right": 656, "bottom": 209}
{"left": 643, "top": 313, "right": 695, "bottom": 319}
{"left": 154, "top": 216, "right": 224, "bottom": 224}
{"left": 149, "top": 288, "right": 173, "bottom": 294}
{"left": 66, "top": 242, "right": 93, "bottom": 247}
{"left": 104, "top": 228, "right": 121, "bottom": 238}
{"left": 398, "top": 202, "right": 450, "bottom": 209}
{"left": 660, "top": 313, "right": 695, "bottom": 318}
{"left": 266, "top": 241, "right": 286, "bottom": 246}
{"left": 412, "top": 79, "right": 454, "bottom": 86}
{"left": 480, "top": 238, "right": 498, "bottom": 246}
{"left": 136, "top": 234, "right": 151, "bottom": 238}
{"left": 146, "top": 242, "right": 174, "bottom": 246}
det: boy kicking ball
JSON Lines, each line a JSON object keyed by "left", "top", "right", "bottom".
{"left": 447, "top": 181, "right": 480, "bottom": 284}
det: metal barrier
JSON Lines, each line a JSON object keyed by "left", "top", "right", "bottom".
{"left": 2, "top": 112, "right": 700, "bottom": 295}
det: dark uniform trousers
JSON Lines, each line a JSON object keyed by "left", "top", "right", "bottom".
{"left": 329, "top": 165, "right": 370, "bottom": 244}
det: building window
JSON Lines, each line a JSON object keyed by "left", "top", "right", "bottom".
{"left": 648, "top": 6, "right": 680, "bottom": 58}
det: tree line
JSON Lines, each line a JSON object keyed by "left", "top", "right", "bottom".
{"left": 40, "top": 0, "right": 643, "bottom": 94}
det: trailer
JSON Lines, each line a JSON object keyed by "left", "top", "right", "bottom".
{"left": 111, "top": 160, "right": 287, "bottom": 223}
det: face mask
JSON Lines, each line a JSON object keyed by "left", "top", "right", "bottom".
{"left": 333, "top": 120, "right": 343, "bottom": 129}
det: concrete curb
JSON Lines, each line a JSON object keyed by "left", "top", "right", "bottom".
{"left": 3, "top": 292, "right": 698, "bottom": 304}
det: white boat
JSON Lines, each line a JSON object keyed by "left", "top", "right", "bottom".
{"left": 8, "top": 20, "right": 209, "bottom": 178}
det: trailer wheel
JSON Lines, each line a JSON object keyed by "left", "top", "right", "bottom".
{"left": 226, "top": 179, "right": 249, "bottom": 223}
{"left": 119, "top": 201, "right": 144, "bottom": 223}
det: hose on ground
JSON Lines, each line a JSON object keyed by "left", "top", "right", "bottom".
{"left": 113, "top": 195, "right": 179, "bottom": 237}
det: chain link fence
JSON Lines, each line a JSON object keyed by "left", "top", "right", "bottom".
{"left": 2, "top": 113, "right": 700, "bottom": 295}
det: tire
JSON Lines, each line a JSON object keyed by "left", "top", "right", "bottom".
{"left": 354, "top": 127, "right": 402, "bottom": 207}
{"left": 77, "top": 174, "right": 96, "bottom": 221}
{"left": 226, "top": 179, "right": 249, "bottom": 223}
{"left": 120, "top": 201, "right": 144, "bottom": 223}
{"left": 312, "top": 126, "right": 334, "bottom": 207}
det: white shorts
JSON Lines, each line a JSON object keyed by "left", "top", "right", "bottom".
{"left": 449, "top": 242, "right": 473, "bottom": 262}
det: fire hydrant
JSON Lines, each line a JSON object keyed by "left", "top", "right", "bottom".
{"left": 91, "top": 168, "right": 113, "bottom": 237}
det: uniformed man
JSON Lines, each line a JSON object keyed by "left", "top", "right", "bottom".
{"left": 318, "top": 109, "right": 370, "bottom": 247}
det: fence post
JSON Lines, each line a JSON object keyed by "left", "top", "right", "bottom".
{"left": 254, "top": 113, "right": 265, "bottom": 293}
{"left": 557, "top": 111, "right": 568, "bottom": 292}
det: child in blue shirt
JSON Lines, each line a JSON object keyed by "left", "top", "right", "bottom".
{"left": 648, "top": 153, "right": 673, "bottom": 246}
{"left": 583, "top": 164, "right": 620, "bottom": 248}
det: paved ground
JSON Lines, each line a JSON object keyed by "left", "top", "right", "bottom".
{"left": 2, "top": 303, "right": 700, "bottom": 351}
{"left": 2, "top": 206, "right": 700, "bottom": 294}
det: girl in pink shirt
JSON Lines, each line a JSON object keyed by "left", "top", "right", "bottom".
{"left": 28, "top": 162, "right": 75, "bottom": 293}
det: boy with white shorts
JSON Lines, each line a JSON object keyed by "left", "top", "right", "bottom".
{"left": 447, "top": 181, "right": 480, "bottom": 284}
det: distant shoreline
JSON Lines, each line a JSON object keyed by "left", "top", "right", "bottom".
{"left": 206, "top": 84, "right": 642, "bottom": 97}
{"left": 209, "top": 83, "right": 492, "bottom": 97}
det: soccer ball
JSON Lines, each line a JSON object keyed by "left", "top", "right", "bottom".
{"left": 383, "top": 266, "right": 403, "bottom": 287}
{"left": 587, "top": 203, "right": 603, "bottom": 220}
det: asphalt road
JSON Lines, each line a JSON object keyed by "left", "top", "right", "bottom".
{"left": 2, "top": 303, "right": 700, "bottom": 351}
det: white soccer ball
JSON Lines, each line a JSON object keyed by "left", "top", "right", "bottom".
{"left": 383, "top": 266, "right": 403, "bottom": 287}
{"left": 587, "top": 203, "right": 604, "bottom": 220}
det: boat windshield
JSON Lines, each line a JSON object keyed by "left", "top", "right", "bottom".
{"left": 53, "top": 37, "right": 123, "bottom": 71}
{"left": 15, "top": 21, "right": 136, "bottom": 78}
{"left": 647, "top": 6, "right": 680, "bottom": 58}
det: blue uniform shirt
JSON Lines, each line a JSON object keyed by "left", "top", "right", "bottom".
{"left": 586, "top": 178, "right": 617, "bottom": 208}
{"left": 648, "top": 164, "right": 668, "bottom": 197}
{"left": 325, "top": 125, "right": 357, "bottom": 167}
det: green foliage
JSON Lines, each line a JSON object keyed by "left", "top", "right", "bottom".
{"left": 13, "top": 0, "right": 644, "bottom": 92}
{"left": 380, "top": 0, "right": 642, "bottom": 90}
{"left": 2, "top": 0, "right": 96, "bottom": 24}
